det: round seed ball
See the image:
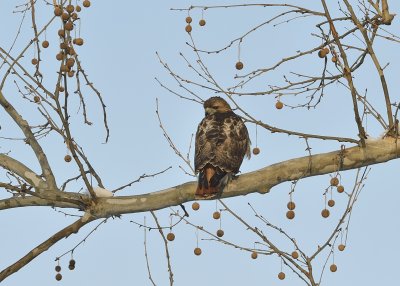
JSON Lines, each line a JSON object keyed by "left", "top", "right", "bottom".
{"left": 192, "top": 202, "right": 200, "bottom": 211}
{"left": 75, "top": 38, "right": 84, "bottom": 46}
{"left": 58, "top": 29, "right": 65, "bottom": 38}
{"left": 64, "top": 154, "right": 72, "bottom": 162}
{"left": 235, "top": 61, "right": 244, "bottom": 70}
{"left": 42, "top": 40, "right": 49, "bottom": 48}
{"left": 286, "top": 210, "right": 295, "bottom": 220}
{"left": 330, "top": 177, "right": 339, "bottom": 186}
{"left": 275, "top": 101, "right": 284, "bottom": 110}
{"left": 287, "top": 201, "right": 296, "bottom": 210}
{"left": 252, "top": 147, "right": 260, "bottom": 155}
{"left": 216, "top": 229, "right": 224, "bottom": 237}
{"left": 34, "top": 96, "right": 40, "bottom": 103}
{"left": 66, "top": 4, "right": 74, "bottom": 13}
{"left": 167, "top": 232, "right": 175, "bottom": 241}
{"left": 60, "top": 42, "right": 68, "bottom": 50}
{"left": 69, "top": 259, "right": 76, "bottom": 266}
{"left": 68, "top": 264, "right": 75, "bottom": 270}
{"left": 58, "top": 86, "right": 65, "bottom": 92}
{"left": 56, "top": 53, "right": 64, "bottom": 61}
{"left": 55, "top": 273, "right": 62, "bottom": 281}
{"left": 251, "top": 251, "right": 258, "bottom": 259}
{"left": 338, "top": 244, "right": 345, "bottom": 251}
{"left": 66, "top": 58, "right": 75, "bottom": 68}
{"left": 185, "top": 24, "right": 192, "bottom": 33}
{"left": 278, "top": 272, "right": 286, "bottom": 280}
{"left": 185, "top": 16, "right": 192, "bottom": 23}
{"left": 330, "top": 264, "right": 337, "bottom": 272}
{"left": 321, "top": 208, "right": 330, "bottom": 218}
{"left": 83, "top": 0, "right": 91, "bottom": 8}
{"left": 337, "top": 185, "right": 344, "bottom": 193}
{"left": 76, "top": 5, "right": 82, "bottom": 12}
{"left": 71, "top": 13, "right": 78, "bottom": 20}
{"left": 31, "top": 58, "right": 38, "bottom": 65}
{"left": 199, "top": 19, "right": 206, "bottom": 26}
{"left": 194, "top": 247, "right": 202, "bottom": 256}
{"left": 291, "top": 251, "right": 299, "bottom": 259}
{"left": 55, "top": 265, "right": 61, "bottom": 272}
{"left": 213, "top": 211, "right": 221, "bottom": 220}
{"left": 328, "top": 199, "right": 335, "bottom": 207}
{"left": 61, "top": 12, "right": 70, "bottom": 21}
{"left": 60, "top": 64, "right": 69, "bottom": 73}
{"left": 67, "top": 70, "right": 75, "bottom": 78}
{"left": 65, "top": 21, "right": 73, "bottom": 31}
{"left": 54, "top": 6, "right": 62, "bottom": 16}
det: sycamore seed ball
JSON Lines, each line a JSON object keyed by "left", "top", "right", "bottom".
{"left": 213, "top": 211, "right": 221, "bottom": 220}
{"left": 194, "top": 247, "right": 202, "bottom": 256}
{"left": 65, "top": 21, "right": 74, "bottom": 31}
{"left": 235, "top": 61, "right": 244, "bottom": 70}
{"left": 338, "top": 244, "right": 346, "bottom": 251}
{"left": 278, "top": 272, "right": 286, "bottom": 280}
{"left": 83, "top": 0, "right": 91, "bottom": 8}
{"left": 59, "top": 86, "right": 65, "bottom": 92}
{"left": 75, "top": 38, "right": 84, "bottom": 46}
{"left": 287, "top": 201, "right": 296, "bottom": 210}
{"left": 56, "top": 53, "right": 64, "bottom": 61}
{"left": 199, "top": 19, "right": 206, "bottom": 26}
{"left": 34, "top": 96, "right": 40, "bottom": 103}
{"left": 68, "top": 264, "right": 75, "bottom": 270}
{"left": 186, "top": 16, "right": 192, "bottom": 23}
{"left": 192, "top": 202, "right": 200, "bottom": 211}
{"left": 286, "top": 210, "right": 295, "bottom": 220}
{"left": 64, "top": 155, "right": 72, "bottom": 162}
{"left": 185, "top": 24, "right": 192, "bottom": 33}
{"left": 66, "top": 4, "right": 74, "bottom": 13}
{"left": 61, "top": 12, "right": 70, "bottom": 21}
{"left": 167, "top": 232, "right": 175, "bottom": 241}
{"left": 55, "top": 265, "right": 61, "bottom": 272}
{"left": 321, "top": 208, "right": 330, "bottom": 218}
{"left": 330, "top": 264, "right": 337, "bottom": 272}
{"left": 55, "top": 273, "right": 62, "bottom": 281}
{"left": 76, "top": 5, "right": 82, "bottom": 12}
{"left": 54, "top": 6, "right": 62, "bottom": 16}
{"left": 251, "top": 251, "right": 258, "bottom": 259}
{"left": 31, "top": 58, "right": 38, "bottom": 65}
{"left": 252, "top": 147, "right": 260, "bottom": 155}
{"left": 216, "top": 229, "right": 224, "bottom": 237}
{"left": 291, "top": 251, "right": 299, "bottom": 259}
{"left": 337, "top": 185, "right": 344, "bottom": 193}
{"left": 275, "top": 100, "right": 284, "bottom": 110}
{"left": 330, "top": 177, "right": 339, "bottom": 186}
{"left": 328, "top": 199, "right": 335, "bottom": 207}
{"left": 42, "top": 40, "right": 49, "bottom": 48}
{"left": 69, "top": 259, "right": 76, "bottom": 266}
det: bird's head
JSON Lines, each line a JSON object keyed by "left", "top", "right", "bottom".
{"left": 203, "top": 97, "right": 232, "bottom": 116}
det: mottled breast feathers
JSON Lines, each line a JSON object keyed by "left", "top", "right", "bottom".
{"left": 195, "top": 111, "right": 250, "bottom": 175}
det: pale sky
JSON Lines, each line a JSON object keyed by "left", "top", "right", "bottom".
{"left": 1, "top": 1, "right": 400, "bottom": 285}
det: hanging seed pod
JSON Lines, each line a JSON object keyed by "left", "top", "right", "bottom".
{"left": 212, "top": 211, "right": 221, "bottom": 220}
{"left": 185, "top": 16, "right": 192, "bottom": 23}
{"left": 64, "top": 155, "right": 72, "bottom": 162}
{"left": 83, "top": 0, "right": 91, "bottom": 8}
{"left": 252, "top": 147, "right": 260, "bottom": 155}
{"left": 194, "top": 247, "right": 202, "bottom": 256}
{"left": 278, "top": 272, "right": 286, "bottom": 280}
{"left": 287, "top": 201, "right": 296, "bottom": 210}
{"left": 76, "top": 5, "right": 82, "bottom": 12}
{"left": 65, "top": 21, "right": 74, "bottom": 31}
{"left": 275, "top": 101, "right": 284, "bottom": 110}
{"left": 66, "top": 4, "right": 74, "bottom": 13}
{"left": 192, "top": 202, "right": 200, "bottom": 211}
{"left": 55, "top": 273, "right": 62, "bottom": 281}
{"left": 321, "top": 208, "right": 330, "bottom": 218}
{"left": 42, "top": 40, "right": 49, "bottom": 48}
{"left": 216, "top": 229, "right": 224, "bottom": 237}
{"left": 54, "top": 6, "right": 63, "bottom": 16}
{"left": 286, "top": 210, "right": 295, "bottom": 220}
{"left": 235, "top": 61, "right": 244, "bottom": 70}
{"left": 34, "top": 96, "right": 40, "bottom": 103}
{"left": 199, "top": 19, "right": 206, "bottom": 26}
{"left": 251, "top": 251, "right": 258, "bottom": 259}
{"left": 167, "top": 232, "right": 175, "bottom": 241}
{"left": 31, "top": 58, "right": 38, "bottom": 65}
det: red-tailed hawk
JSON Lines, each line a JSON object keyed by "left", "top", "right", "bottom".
{"left": 195, "top": 97, "right": 250, "bottom": 198}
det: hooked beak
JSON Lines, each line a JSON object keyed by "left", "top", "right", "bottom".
{"left": 205, "top": 107, "right": 216, "bottom": 115}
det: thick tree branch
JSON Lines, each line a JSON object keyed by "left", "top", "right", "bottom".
{"left": 89, "top": 138, "right": 400, "bottom": 217}
{"left": 0, "top": 90, "right": 57, "bottom": 189}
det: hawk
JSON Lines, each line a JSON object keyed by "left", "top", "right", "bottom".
{"left": 195, "top": 97, "right": 250, "bottom": 198}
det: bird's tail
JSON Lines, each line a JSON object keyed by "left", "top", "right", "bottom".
{"left": 196, "top": 165, "right": 228, "bottom": 198}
